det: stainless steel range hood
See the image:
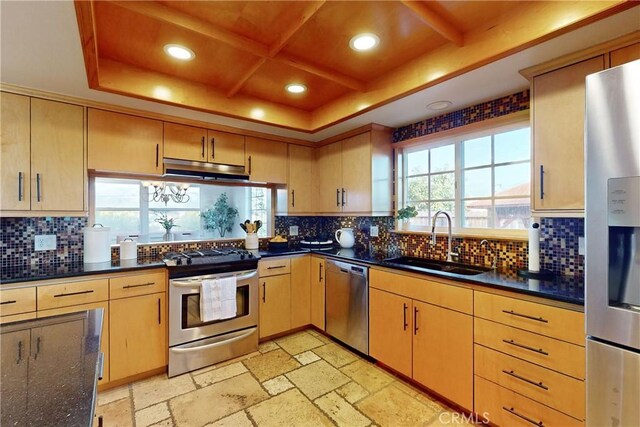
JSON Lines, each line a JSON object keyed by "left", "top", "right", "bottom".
{"left": 163, "top": 158, "right": 250, "bottom": 181}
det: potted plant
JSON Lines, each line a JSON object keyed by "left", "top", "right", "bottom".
{"left": 397, "top": 205, "right": 418, "bottom": 229}
{"left": 154, "top": 212, "right": 179, "bottom": 241}
{"left": 201, "top": 193, "right": 239, "bottom": 238}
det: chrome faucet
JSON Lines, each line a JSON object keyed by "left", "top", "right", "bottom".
{"left": 480, "top": 239, "right": 497, "bottom": 269}
{"left": 431, "top": 210, "right": 458, "bottom": 262}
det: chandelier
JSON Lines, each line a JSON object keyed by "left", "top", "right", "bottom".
{"left": 142, "top": 182, "right": 190, "bottom": 205}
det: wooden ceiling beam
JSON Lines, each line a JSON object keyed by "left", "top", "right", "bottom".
{"left": 276, "top": 53, "right": 366, "bottom": 92}
{"left": 268, "top": 1, "right": 326, "bottom": 57}
{"left": 226, "top": 58, "right": 267, "bottom": 98}
{"left": 400, "top": 1, "right": 464, "bottom": 46}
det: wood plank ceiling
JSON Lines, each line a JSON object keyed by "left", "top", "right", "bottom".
{"left": 75, "top": 0, "right": 633, "bottom": 132}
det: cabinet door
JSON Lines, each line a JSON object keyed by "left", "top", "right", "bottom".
{"left": 369, "top": 288, "right": 412, "bottom": 377}
{"left": 532, "top": 56, "right": 604, "bottom": 211}
{"left": 412, "top": 301, "right": 473, "bottom": 410}
{"left": 1, "top": 92, "right": 31, "bottom": 211}
{"left": 0, "top": 329, "right": 30, "bottom": 426}
{"left": 341, "top": 132, "right": 371, "bottom": 212}
{"left": 88, "top": 109, "right": 163, "bottom": 175}
{"left": 246, "top": 136, "right": 287, "bottom": 183}
{"left": 290, "top": 256, "right": 311, "bottom": 329}
{"left": 259, "top": 274, "right": 291, "bottom": 338}
{"left": 310, "top": 257, "right": 325, "bottom": 330}
{"left": 110, "top": 292, "right": 166, "bottom": 381}
{"left": 316, "top": 141, "right": 342, "bottom": 213}
{"left": 610, "top": 42, "right": 640, "bottom": 67}
{"left": 164, "top": 122, "right": 207, "bottom": 162}
{"left": 30, "top": 98, "right": 84, "bottom": 211}
{"left": 288, "top": 144, "right": 313, "bottom": 213}
{"left": 208, "top": 130, "right": 245, "bottom": 166}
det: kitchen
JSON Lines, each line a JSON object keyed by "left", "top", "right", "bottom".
{"left": 0, "top": 1, "right": 639, "bottom": 426}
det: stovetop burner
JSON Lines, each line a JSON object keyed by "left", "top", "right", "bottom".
{"left": 164, "top": 248, "right": 258, "bottom": 266}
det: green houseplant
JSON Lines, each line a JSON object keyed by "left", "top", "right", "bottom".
{"left": 201, "top": 193, "right": 239, "bottom": 238}
{"left": 397, "top": 205, "right": 418, "bottom": 227}
{"left": 154, "top": 212, "right": 179, "bottom": 241}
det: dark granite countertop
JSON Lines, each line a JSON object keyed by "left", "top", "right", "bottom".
{"left": 0, "top": 308, "right": 103, "bottom": 427}
{"left": 1, "top": 258, "right": 165, "bottom": 285}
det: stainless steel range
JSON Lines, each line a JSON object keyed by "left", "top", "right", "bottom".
{"left": 164, "top": 249, "right": 260, "bottom": 377}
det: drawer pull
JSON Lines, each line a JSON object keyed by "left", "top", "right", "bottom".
{"left": 122, "top": 282, "right": 155, "bottom": 289}
{"left": 267, "top": 265, "right": 287, "bottom": 270}
{"left": 502, "top": 309, "right": 548, "bottom": 323}
{"left": 403, "top": 303, "right": 408, "bottom": 331}
{"left": 53, "top": 290, "right": 94, "bottom": 298}
{"left": 502, "top": 406, "right": 545, "bottom": 426}
{"left": 502, "top": 339, "right": 549, "bottom": 356}
{"left": 0, "top": 300, "right": 17, "bottom": 305}
{"left": 502, "top": 369, "right": 549, "bottom": 390}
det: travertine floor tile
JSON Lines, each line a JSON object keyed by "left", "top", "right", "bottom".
{"left": 294, "top": 350, "right": 321, "bottom": 365}
{"left": 262, "top": 375, "right": 295, "bottom": 396}
{"left": 132, "top": 374, "right": 195, "bottom": 410}
{"left": 336, "top": 381, "right": 369, "bottom": 404}
{"left": 216, "top": 350, "right": 260, "bottom": 368}
{"left": 315, "top": 391, "right": 371, "bottom": 427}
{"left": 286, "top": 360, "right": 351, "bottom": 400}
{"left": 275, "top": 331, "right": 324, "bottom": 355}
{"left": 170, "top": 373, "right": 268, "bottom": 426}
{"left": 205, "top": 410, "right": 254, "bottom": 427}
{"left": 258, "top": 341, "right": 279, "bottom": 353}
{"left": 391, "top": 379, "right": 421, "bottom": 397}
{"left": 149, "top": 419, "right": 174, "bottom": 427}
{"left": 94, "top": 397, "right": 133, "bottom": 427}
{"left": 97, "top": 384, "right": 130, "bottom": 406}
{"left": 247, "top": 389, "right": 333, "bottom": 427}
{"left": 356, "top": 385, "right": 440, "bottom": 427}
{"left": 425, "top": 411, "right": 475, "bottom": 426}
{"left": 414, "top": 391, "right": 448, "bottom": 413}
{"left": 313, "top": 342, "right": 358, "bottom": 368}
{"left": 135, "top": 402, "right": 170, "bottom": 427}
{"left": 193, "top": 362, "right": 247, "bottom": 387}
{"left": 340, "top": 360, "right": 394, "bottom": 393}
{"left": 243, "top": 348, "right": 301, "bottom": 382}
{"left": 307, "top": 329, "right": 333, "bottom": 344}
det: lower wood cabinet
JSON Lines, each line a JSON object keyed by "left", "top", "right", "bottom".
{"left": 110, "top": 292, "right": 166, "bottom": 381}
{"left": 310, "top": 256, "right": 325, "bottom": 330}
{"left": 290, "top": 255, "right": 311, "bottom": 329}
{"left": 259, "top": 274, "right": 291, "bottom": 338}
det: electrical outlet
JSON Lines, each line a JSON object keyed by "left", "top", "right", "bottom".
{"left": 370, "top": 225, "right": 379, "bottom": 237}
{"left": 289, "top": 226, "right": 299, "bottom": 236}
{"left": 578, "top": 236, "right": 585, "bottom": 256}
{"left": 34, "top": 235, "right": 56, "bottom": 251}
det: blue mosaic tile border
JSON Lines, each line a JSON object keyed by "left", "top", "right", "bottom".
{"left": 539, "top": 217, "right": 584, "bottom": 277}
{"left": 392, "top": 90, "right": 530, "bottom": 143}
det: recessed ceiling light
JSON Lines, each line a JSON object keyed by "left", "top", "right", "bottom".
{"left": 427, "top": 101, "right": 452, "bottom": 111}
{"left": 286, "top": 83, "right": 307, "bottom": 94}
{"left": 163, "top": 44, "right": 195, "bottom": 61}
{"left": 349, "top": 33, "right": 380, "bottom": 51}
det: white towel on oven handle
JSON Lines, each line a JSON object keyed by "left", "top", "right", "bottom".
{"left": 218, "top": 276, "right": 237, "bottom": 320}
{"left": 200, "top": 279, "right": 222, "bottom": 322}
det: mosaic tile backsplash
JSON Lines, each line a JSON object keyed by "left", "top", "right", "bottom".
{"left": 392, "top": 90, "right": 530, "bottom": 143}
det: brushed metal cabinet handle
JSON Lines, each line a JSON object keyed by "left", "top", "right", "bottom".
{"left": 267, "top": 265, "right": 287, "bottom": 269}
{"left": 539, "top": 165, "right": 544, "bottom": 200}
{"left": 336, "top": 188, "right": 340, "bottom": 207}
{"left": 211, "top": 137, "right": 215, "bottom": 159}
{"left": 319, "top": 263, "right": 323, "bottom": 282}
{"left": 502, "top": 309, "right": 548, "bottom": 323}
{"left": 17, "top": 341, "right": 23, "bottom": 364}
{"left": 248, "top": 155, "right": 252, "bottom": 174}
{"left": 403, "top": 303, "right": 408, "bottom": 331}
{"left": 341, "top": 188, "right": 345, "bottom": 206}
{"left": 502, "top": 339, "right": 549, "bottom": 356}
{"left": 123, "top": 282, "right": 155, "bottom": 289}
{"left": 158, "top": 298, "right": 161, "bottom": 325}
{"left": 54, "top": 289, "right": 94, "bottom": 298}
{"left": 262, "top": 282, "right": 266, "bottom": 303}
{"left": 0, "top": 300, "right": 17, "bottom": 305}
{"left": 36, "top": 173, "right": 41, "bottom": 202}
{"left": 501, "top": 369, "right": 549, "bottom": 390}
{"left": 413, "top": 306, "right": 419, "bottom": 335}
{"left": 34, "top": 336, "right": 41, "bottom": 360}
{"left": 291, "top": 189, "right": 295, "bottom": 207}
{"left": 155, "top": 144, "right": 159, "bottom": 168}
{"left": 18, "top": 172, "right": 23, "bottom": 201}
{"left": 201, "top": 136, "right": 205, "bottom": 158}
{"left": 502, "top": 406, "right": 545, "bottom": 426}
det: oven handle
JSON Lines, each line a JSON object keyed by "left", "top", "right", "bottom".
{"left": 170, "top": 271, "right": 257, "bottom": 288}
{"left": 170, "top": 327, "right": 257, "bottom": 353}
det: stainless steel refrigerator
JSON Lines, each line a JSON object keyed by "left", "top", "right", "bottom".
{"left": 585, "top": 59, "right": 640, "bottom": 426}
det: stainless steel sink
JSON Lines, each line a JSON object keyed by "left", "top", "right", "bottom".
{"left": 382, "top": 256, "right": 492, "bottom": 276}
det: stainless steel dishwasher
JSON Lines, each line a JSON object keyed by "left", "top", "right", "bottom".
{"left": 325, "top": 259, "right": 369, "bottom": 355}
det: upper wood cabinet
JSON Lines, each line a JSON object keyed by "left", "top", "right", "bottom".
{"left": 1, "top": 93, "right": 84, "bottom": 213}
{"left": 531, "top": 56, "right": 604, "bottom": 213}
{"left": 287, "top": 144, "right": 314, "bottom": 213}
{"left": 610, "top": 42, "right": 640, "bottom": 67}
{"left": 163, "top": 123, "right": 245, "bottom": 166}
{"left": 245, "top": 136, "right": 287, "bottom": 184}
{"left": 88, "top": 109, "right": 163, "bottom": 175}
{"left": 208, "top": 130, "right": 245, "bottom": 166}
{"left": 316, "top": 127, "right": 392, "bottom": 215}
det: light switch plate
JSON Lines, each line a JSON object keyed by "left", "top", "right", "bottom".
{"left": 289, "top": 226, "right": 299, "bottom": 236}
{"left": 34, "top": 235, "right": 56, "bottom": 251}
{"left": 370, "top": 226, "right": 379, "bottom": 237}
{"left": 578, "top": 236, "right": 585, "bottom": 256}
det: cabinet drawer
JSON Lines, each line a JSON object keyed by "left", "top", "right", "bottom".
{"left": 259, "top": 258, "right": 291, "bottom": 277}
{"left": 474, "top": 317, "right": 585, "bottom": 379}
{"left": 110, "top": 270, "right": 166, "bottom": 299}
{"left": 475, "top": 344, "right": 585, "bottom": 420}
{"left": 37, "top": 279, "right": 109, "bottom": 310}
{"left": 0, "top": 312, "right": 37, "bottom": 324}
{"left": 0, "top": 287, "right": 36, "bottom": 316}
{"left": 370, "top": 268, "right": 472, "bottom": 314}
{"left": 474, "top": 292, "right": 584, "bottom": 345}
{"left": 475, "top": 376, "right": 582, "bottom": 427}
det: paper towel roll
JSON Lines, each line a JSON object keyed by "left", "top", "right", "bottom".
{"left": 120, "top": 238, "right": 137, "bottom": 261}
{"left": 84, "top": 224, "right": 111, "bottom": 264}
{"left": 528, "top": 221, "right": 540, "bottom": 272}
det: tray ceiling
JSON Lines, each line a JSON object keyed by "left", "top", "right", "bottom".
{"left": 75, "top": 0, "right": 632, "bottom": 132}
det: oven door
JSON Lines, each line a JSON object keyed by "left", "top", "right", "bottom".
{"left": 169, "top": 270, "right": 258, "bottom": 347}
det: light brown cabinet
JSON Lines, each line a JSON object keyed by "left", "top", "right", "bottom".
{"left": 1, "top": 93, "right": 84, "bottom": 213}
{"left": 287, "top": 144, "right": 314, "bottom": 213}
{"left": 246, "top": 136, "right": 288, "bottom": 183}
{"left": 163, "top": 122, "right": 245, "bottom": 167}
{"left": 310, "top": 256, "right": 326, "bottom": 330}
{"left": 259, "top": 274, "right": 291, "bottom": 338}
{"left": 208, "top": 130, "right": 245, "bottom": 166}
{"left": 88, "top": 109, "right": 163, "bottom": 175}
{"left": 290, "top": 255, "right": 311, "bottom": 329}
{"left": 0, "top": 287, "right": 36, "bottom": 319}
{"left": 610, "top": 42, "right": 640, "bottom": 67}
{"left": 315, "top": 128, "right": 392, "bottom": 214}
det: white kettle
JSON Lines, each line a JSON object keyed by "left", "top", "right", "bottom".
{"left": 335, "top": 228, "right": 355, "bottom": 249}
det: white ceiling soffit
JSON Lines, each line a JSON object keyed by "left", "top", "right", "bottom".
{"left": 1, "top": 2, "right": 638, "bottom": 142}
